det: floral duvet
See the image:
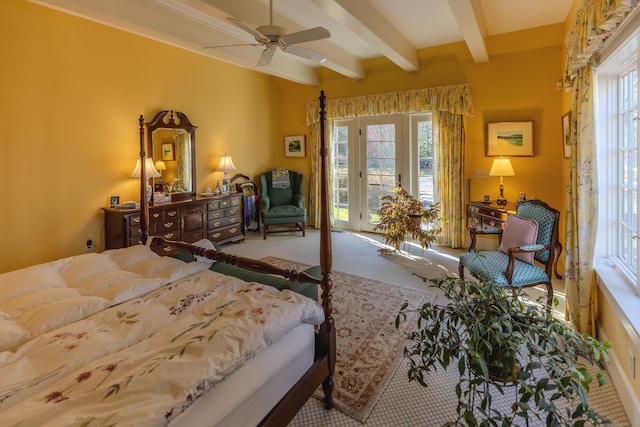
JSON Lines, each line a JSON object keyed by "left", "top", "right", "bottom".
{"left": 0, "top": 245, "right": 324, "bottom": 427}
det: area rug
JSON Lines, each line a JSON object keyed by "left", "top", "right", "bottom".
{"left": 261, "top": 257, "right": 437, "bottom": 422}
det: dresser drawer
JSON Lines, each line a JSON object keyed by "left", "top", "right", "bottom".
{"left": 208, "top": 224, "right": 242, "bottom": 242}
{"left": 226, "top": 206, "right": 241, "bottom": 216}
{"left": 208, "top": 214, "right": 241, "bottom": 230}
{"left": 207, "top": 210, "right": 224, "bottom": 221}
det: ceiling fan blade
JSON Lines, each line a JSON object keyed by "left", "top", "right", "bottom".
{"left": 227, "top": 17, "right": 270, "bottom": 44}
{"left": 281, "top": 27, "right": 330, "bottom": 45}
{"left": 203, "top": 43, "right": 261, "bottom": 49}
{"left": 283, "top": 45, "right": 327, "bottom": 62}
{"left": 257, "top": 47, "right": 276, "bottom": 66}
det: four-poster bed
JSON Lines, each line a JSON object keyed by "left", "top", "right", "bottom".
{"left": 0, "top": 91, "right": 334, "bottom": 426}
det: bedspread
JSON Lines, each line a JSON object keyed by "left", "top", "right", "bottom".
{"left": 0, "top": 267, "right": 324, "bottom": 426}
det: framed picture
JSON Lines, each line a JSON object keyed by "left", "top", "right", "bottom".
{"left": 284, "top": 135, "right": 306, "bottom": 157}
{"left": 161, "top": 142, "right": 175, "bottom": 161}
{"left": 486, "top": 121, "right": 535, "bottom": 157}
{"left": 561, "top": 111, "right": 572, "bottom": 159}
{"left": 110, "top": 196, "right": 119, "bottom": 207}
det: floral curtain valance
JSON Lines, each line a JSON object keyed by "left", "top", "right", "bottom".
{"left": 564, "top": 0, "right": 638, "bottom": 87}
{"left": 305, "top": 84, "right": 474, "bottom": 125}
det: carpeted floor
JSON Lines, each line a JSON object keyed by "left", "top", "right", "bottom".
{"left": 223, "top": 229, "right": 630, "bottom": 426}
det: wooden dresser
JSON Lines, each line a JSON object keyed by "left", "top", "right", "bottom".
{"left": 467, "top": 200, "right": 516, "bottom": 230}
{"left": 103, "top": 193, "right": 244, "bottom": 254}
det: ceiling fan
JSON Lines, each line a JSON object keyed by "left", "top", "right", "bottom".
{"left": 204, "top": 0, "right": 330, "bottom": 66}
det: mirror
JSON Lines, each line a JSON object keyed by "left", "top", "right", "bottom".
{"left": 146, "top": 111, "right": 197, "bottom": 201}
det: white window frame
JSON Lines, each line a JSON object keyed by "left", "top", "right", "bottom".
{"left": 596, "top": 25, "right": 640, "bottom": 294}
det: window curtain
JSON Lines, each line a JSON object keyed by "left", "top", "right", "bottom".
{"left": 563, "top": 0, "right": 637, "bottom": 334}
{"left": 305, "top": 84, "right": 474, "bottom": 248}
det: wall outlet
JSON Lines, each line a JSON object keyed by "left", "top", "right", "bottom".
{"left": 474, "top": 169, "right": 489, "bottom": 178}
{"left": 85, "top": 239, "right": 93, "bottom": 252}
{"left": 629, "top": 350, "right": 636, "bottom": 379}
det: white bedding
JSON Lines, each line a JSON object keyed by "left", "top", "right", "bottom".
{"left": 0, "top": 245, "right": 324, "bottom": 426}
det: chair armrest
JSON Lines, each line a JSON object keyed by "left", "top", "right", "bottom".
{"left": 293, "top": 194, "right": 305, "bottom": 209}
{"left": 505, "top": 244, "right": 549, "bottom": 282}
{"left": 260, "top": 195, "right": 270, "bottom": 211}
{"left": 467, "top": 227, "right": 503, "bottom": 251}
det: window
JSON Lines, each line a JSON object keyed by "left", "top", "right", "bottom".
{"left": 596, "top": 27, "right": 640, "bottom": 291}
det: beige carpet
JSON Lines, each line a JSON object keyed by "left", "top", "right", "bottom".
{"left": 261, "top": 257, "right": 437, "bottom": 422}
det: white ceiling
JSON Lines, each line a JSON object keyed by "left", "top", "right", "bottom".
{"left": 29, "top": 0, "right": 573, "bottom": 86}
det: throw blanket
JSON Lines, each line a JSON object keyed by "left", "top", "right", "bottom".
{"left": 0, "top": 270, "right": 323, "bottom": 426}
{"left": 244, "top": 194, "right": 259, "bottom": 230}
{"left": 272, "top": 168, "right": 290, "bottom": 189}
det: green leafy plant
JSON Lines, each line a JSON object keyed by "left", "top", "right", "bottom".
{"left": 373, "top": 187, "right": 440, "bottom": 254}
{"left": 396, "top": 275, "right": 612, "bottom": 426}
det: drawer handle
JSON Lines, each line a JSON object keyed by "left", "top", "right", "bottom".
{"left": 168, "top": 211, "right": 178, "bottom": 217}
{"left": 489, "top": 221, "right": 496, "bottom": 226}
{"left": 212, "top": 232, "right": 221, "bottom": 238}
{"left": 133, "top": 217, "right": 141, "bottom": 224}
{"left": 473, "top": 218, "right": 479, "bottom": 224}
{"left": 230, "top": 217, "right": 238, "bottom": 223}
{"left": 163, "top": 222, "right": 174, "bottom": 228}
{"left": 213, "top": 221, "right": 221, "bottom": 227}
{"left": 230, "top": 227, "right": 237, "bottom": 233}
{"left": 163, "top": 246, "right": 172, "bottom": 253}
{"left": 164, "top": 232, "right": 175, "bottom": 239}
{"left": 152, "top": 213, "right": 160, "bottom": 219}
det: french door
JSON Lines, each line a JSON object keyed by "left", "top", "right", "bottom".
{"left": 331, "top": 116, "right": 404, "bottom": 231}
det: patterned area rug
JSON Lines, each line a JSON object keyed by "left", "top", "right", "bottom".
{"left": 261, "top": 257, "right": 437, "bottom": 422}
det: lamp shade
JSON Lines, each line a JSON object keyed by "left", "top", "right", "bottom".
{"left": 130, "top": 158, "right": 161, "bottom": 178}
{"left": 154, "top": 160, "right": 167, "bottom": 172}
{"left": 215, "top": 155, "right": 237, "bottom": 172}
{"left": 489, "top": 158, "right": 515, "bottom": 177}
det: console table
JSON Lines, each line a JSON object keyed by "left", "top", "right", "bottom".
{"left": 467, "top": 200, "right": 516, "bottom": 231}
{"left": 103, "top": 193, "right": 244, "bottom": 255}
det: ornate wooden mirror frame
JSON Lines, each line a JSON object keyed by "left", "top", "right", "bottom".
{"left": 146, "top": 110, "right": 197, "bottom": 201}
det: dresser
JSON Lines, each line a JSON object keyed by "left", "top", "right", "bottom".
{"left": 103, "top": 193, "right": 244, "bottom": 254}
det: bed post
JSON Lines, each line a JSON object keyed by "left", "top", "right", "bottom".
{"left": 139, "top": 115, "right": 150, "bottom": 244}
{"left": 318, "top": 90, "right": 335, "bottom": 409}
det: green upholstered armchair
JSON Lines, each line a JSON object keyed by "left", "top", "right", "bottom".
{"left": 458, "top": 199, "right": 561, "bottom": 307}
{"left": 259, "top": 169, "right": 306, "bottom": 239}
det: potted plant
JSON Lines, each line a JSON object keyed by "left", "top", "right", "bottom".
{"left": 396, "top": 275, "right": 612, "bottom": 426}
{"left": 373, "top": 187, "right": 440, "bottom": 254}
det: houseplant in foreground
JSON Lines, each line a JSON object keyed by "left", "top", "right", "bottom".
{"left": 396, "top": 275, "right": 611, "bottom": 426}
{"left": 373, "top": 187, "right": 440, "bottom": 254}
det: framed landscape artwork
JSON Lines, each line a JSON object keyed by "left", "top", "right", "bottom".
{"left": 486, "top": 121, "right": 534, "bottom": 157}
{"left": 285, "top": 135, "right": 306, "bottom": 157}
{"left": 161, "top": 142, "right": 175, "bottom": 161}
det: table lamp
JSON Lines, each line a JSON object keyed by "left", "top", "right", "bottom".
{"left": 489, "top": 157, "right": 515, "bottom": 206}
{"left": 130, "top": 158, "right": 161, "bottom": 202}
{"left": 215, "top": 154, "right": 237, "bottom": 195}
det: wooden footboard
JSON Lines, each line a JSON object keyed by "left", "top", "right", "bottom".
{"left": 139, "top": 90, "right": 335, "bottom": 425}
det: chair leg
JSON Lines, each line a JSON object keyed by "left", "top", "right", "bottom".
{"left": 263, "top": 224, "right": 267, "bottom": 239}
{"left": 458, "top": 262, "right": 465, "bottom": 279}
{"left": 546, "top": 282, "right": 554, "bottom": 308}
{"left": 301, "top": 221, "right": 305, "bottom": 237}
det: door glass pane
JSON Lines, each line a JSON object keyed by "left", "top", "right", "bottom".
{"left": 367, "top": 123, "right": 396, "bottom": 223}
{"left": 417, "top": 119, "right": 434, "bottom": 205}
{"left": 332, "top": 125, "right": 349, "bottom": 222}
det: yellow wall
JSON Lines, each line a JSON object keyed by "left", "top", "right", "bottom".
{"left": 0, "top": 0, "right": 284, "bottom": 271}
{"left": 1, "top": 0, "right": 567, "bottom": 274}
{"left": 276, "top": 25, "right": 566, "bottom": 227}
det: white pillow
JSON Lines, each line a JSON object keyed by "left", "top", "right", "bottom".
{"left": 0, "top": 264, "right": 68, "bottom": 305}
{"left": 94, "top": 278, "right": 166, "bottom": 306}
{"left": 58, "top": 253, "right": 122, "bottom": 285}
{"left": 125, "top": 257, "right": 185, "bottom": 277}
{"left": 163, "top": 262, "right": 213, "bottom": 282}
{"left": 192, "top": 238, "right": 217, "bottom": 263}
{"left": 104, "top": 245, "right": 160, "bottom": 269}
{"left": 0, "top": 288, "right": 82, "bottom": 320}
{"left": 0, "top": 320, "right": 29, "bottom": 352}
{"left": 19, "top": 296, "right": 109, "bottom": 337}
{"left": 71, "top": 270, "right": 142, "bottom": 294}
